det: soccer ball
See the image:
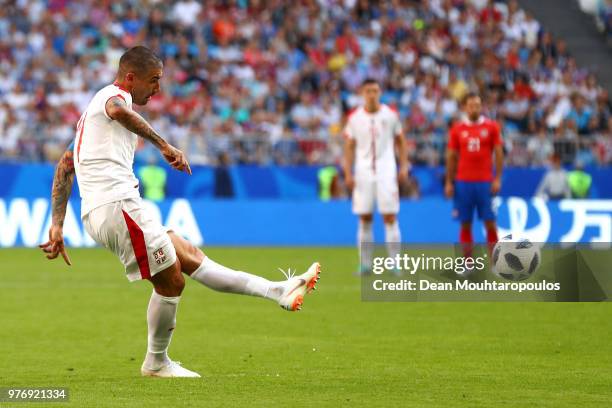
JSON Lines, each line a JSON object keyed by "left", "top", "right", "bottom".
{"left": 491, "top": 234, "right": 541, "bottom": 281}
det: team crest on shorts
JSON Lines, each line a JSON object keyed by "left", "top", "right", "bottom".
{"left": 154, "top": 248, "right": 166, "bottom": 264}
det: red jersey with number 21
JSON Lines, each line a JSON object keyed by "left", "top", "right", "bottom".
{"left": 448, "top": 116, "right": 502, "bottom": 182}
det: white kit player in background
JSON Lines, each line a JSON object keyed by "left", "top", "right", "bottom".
{"left": 39, "top": 46, "right": 321, "bottom": 378}
{"left": 343, "top": 78, "right": 409, "bottom": 275}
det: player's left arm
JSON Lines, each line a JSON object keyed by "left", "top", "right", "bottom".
{"left": 393, "top": 112, "right": 410, "bottom": 183}
{"left": 395, "top": 132, "right": 409, "bottom": 183}
{"left": 105, "top": 96, "right": 191, "bottom": 175}
{"left": 39, "top": 144, "right": 74, "bottom": 265}
{"left": 491, "top": 123, "right": 504, "bottom": 195}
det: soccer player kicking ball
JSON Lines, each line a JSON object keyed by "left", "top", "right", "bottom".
{"left": 445, "top": 92, "right": 503, "bottom": 270}
{"left": 39, "top": 46, "right": 320, "bottom": 378}
{"left": 343, "top": 78, "right": 409, "bottom": 275}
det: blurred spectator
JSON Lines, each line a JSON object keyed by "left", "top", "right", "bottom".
{"left": 527, "top": 129, "right": 554, "bottom": 166}
{"left": 173, "top": 0, "right": 202, "bottom": 27}
{"left": 317, "top": 166, "right": 340, "bottom": 201}
{"left": 536, "top": 155, "right": 571, "bottom": 199}
{"left": 566, "top": 93, "right": 594, "bottom": 135}
{"left": 567, "top": 160, "right": 592, "bottom": 198}
{"left": 501, "top": 91, "right": 530, "bottom": 132}
{"left": 595, "top": 0, "right": 612, "bottom": 43}
{"left": 214, "top": 152, "right": 234, "bottom": 198}
{"left": 290, "top": 93, "right": 323, "bottom": 135}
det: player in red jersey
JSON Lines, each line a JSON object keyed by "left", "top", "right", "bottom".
{"left": 445, "top": 93, "right": 503, "bottom": 261}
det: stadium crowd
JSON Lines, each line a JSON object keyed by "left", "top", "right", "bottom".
{"left": 0, "top": 0, "right": 611, "bottom": 167}
{"left": 595, "top": 0, "right": 612, "bottom": 44}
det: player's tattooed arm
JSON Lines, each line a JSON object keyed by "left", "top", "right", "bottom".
{"left": 105, "top": 96, "right": 192, "bottom": 174}
{"left": 40, "top": 147, "right": 74, "bottom": 265}
{"left": 51, "top": 149, "right": 75, "bottom": 227}
{"left": 105, "top": 96, "right": 166, "bottom": 149}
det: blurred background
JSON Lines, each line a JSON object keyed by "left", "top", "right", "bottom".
{"left": 0, "top": 0, "right": 611, "bottom": 246}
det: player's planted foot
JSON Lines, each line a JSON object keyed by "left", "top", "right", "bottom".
{"left": 141, "top": 359, "right": 201, "bottom": 378}
{"left": 278, "top": 262, "right": 321, "bottom": 311}
{"left": 353, "top": 264, "right": 372, "bottom": 276}
{"left": 455, "top": 264, "right": 475, "bottom": 278}
{"left": 390, "top": 267, "right": 403, "bottom": 277}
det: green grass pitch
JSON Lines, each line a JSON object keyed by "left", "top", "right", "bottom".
{"left": 1, "top": 247, "right": 612, "bottom": 407}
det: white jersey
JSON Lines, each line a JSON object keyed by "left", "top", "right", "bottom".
{"left": 74, "top": 83, "right": 140, "bottom": 217}
{"left": 343, "top": 104, "right": 402, "bottom": 179}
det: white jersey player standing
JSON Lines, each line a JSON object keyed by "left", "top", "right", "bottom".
{"left": 343, "top": 79, "right": 409, "bottom": 274}
{"left": 40, "top": 46, "right": 320, "bottom": 378}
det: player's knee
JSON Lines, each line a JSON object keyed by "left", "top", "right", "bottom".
{"left": 189, "top": 242, "right": 204, "bottom": 262}
{"left": 484, "top": 220, "right": 497, "bottom": 230}
{"left": 382, "top": 214, "right": 396, "bottom": 224}
{"left": 152, "top": 262, "right": 185, "bottom": 296}
{"left": 181, "top": 242, "right": 204, "bottom": 274}
{"left": 360, "top": 214, "right": 373, "bottom": 223}
{"left": 174, "top": 273, "right": 186, "bottom": 294}
{"left": 158, "top": 276, "right": 185, "bottom": 297}
{"left": 168, "top": 232, "right": 204, "bottom": 274}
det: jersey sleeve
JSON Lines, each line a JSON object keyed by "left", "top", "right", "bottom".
{"left": 103, "top": 92, "right": 128, "bottom": 120}
{"left": 448, "top": 125, "right": 459, "bottom": 150}
{"left": 343, "top": 116, "right": 355, "bottom": 140}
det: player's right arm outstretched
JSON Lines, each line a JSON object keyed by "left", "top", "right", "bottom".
{"left": 105, "top": 96, "right": 192, "bottom": 175}
{"left": 39, "top": 145, "right": 75, "bottom": 265}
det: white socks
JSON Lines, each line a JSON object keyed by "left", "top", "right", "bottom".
{"left": 358, "top": 219, "right": 402, "bottom": 268}
{"left": 143, "top": 291, "right": 179, "bottom": 370}
{"left": 384, "top": 220, "right": 401, "bottom": 259}
{"left": 190, "top": 257, "right": 284, "bottom": 302}
{"left": 358, "top": 219, "right": 373, "bottom": 268}
{"left": 143, "top": 257, "right": 286, "bottom": 370}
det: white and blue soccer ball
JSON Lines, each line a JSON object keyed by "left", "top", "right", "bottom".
{"left": 491, "top": 234, "right": 541, "bottom": 281}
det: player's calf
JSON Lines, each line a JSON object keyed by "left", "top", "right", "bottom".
{"left": 382, "top": 213, "right": 401, "bottom": 275}
{"left": 484, "top": 220, "right": 499, "bottom": 254}
{"left": 356, "top": 214, "right": 374, "bottom": 275}
{"left": 459, "top": 223, "right": 474, "bottom": 258}
{"left": 143, "top": 261, "right": 185, "bottom": 374}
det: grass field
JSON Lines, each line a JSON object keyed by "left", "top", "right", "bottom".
{"left": 2, "top": 247, "right": 612, "bottom": 407}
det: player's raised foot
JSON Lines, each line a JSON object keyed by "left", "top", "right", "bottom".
{"left": 278, "top": 262, "right": 321, "bottom": 311}
{"left": 141, "top": 360, "right": 201, "bottom": 378}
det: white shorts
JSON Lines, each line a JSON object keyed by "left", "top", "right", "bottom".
{"left": 82, "top": 198, "right": 177, "bottom": 282}
{"left": 352, "top": 176, "right": 400, "bottom": 215}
